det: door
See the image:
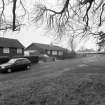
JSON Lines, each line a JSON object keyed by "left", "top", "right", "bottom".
{"left": 12, "top": 60, "right": 23, "bottom": 71}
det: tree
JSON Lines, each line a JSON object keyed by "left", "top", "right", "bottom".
{"left": 33, "top": 0, "right": 105, "bottom": 39}
{"left": 0, "top": 0, "right": 26, "bottom": 31}
{"left": 1, "top": 0, "right": 105, "bottom": 49}
{"left": 97, "top": 31, "right": 105, "bottom": 51}
{"left": 1, "top": 0, "right": 105, "bottom": 34}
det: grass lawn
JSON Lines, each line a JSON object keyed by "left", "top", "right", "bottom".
{"left": 0, "top": 56, "right": 105, "bottom": 105}
{"left": 0, "top": 72, "right": 105, "bottom": 105}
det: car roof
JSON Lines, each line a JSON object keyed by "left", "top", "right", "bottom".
{"left": 10, "top": 58, "right": 28, "bottom": 60}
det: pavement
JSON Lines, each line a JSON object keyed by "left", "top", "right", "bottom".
{"left": 0, "top": 55, "right": 105, "bottom": 83}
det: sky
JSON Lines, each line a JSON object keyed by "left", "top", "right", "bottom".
{"left": 2, "top": 26, "right": 52, "bottom": 47}
{"left": 2, "top": 25, "right": 97, "bottom": 51}
{"left": 0, "top": 0, "right": 97, "bottom": 50}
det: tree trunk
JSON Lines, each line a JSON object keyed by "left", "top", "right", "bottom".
{"left": 12, "top": 0, "right": 17, "bottom": 31}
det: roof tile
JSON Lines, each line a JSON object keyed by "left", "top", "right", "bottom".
{"left": 0, "top": 37, "right": 24, "bottom": 48}
{"left": 26, "top": 43, "right": 65, "bottom": 51}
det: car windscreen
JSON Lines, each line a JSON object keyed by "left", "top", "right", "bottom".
{"left": 8, "top": 59, "right": 17, "bottom": 64}
{"left": 43, "top": 54, "right": 49, "bottom": 58}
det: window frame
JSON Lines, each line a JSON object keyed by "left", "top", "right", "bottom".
{"left": 3, "top": 48, "right": 10, "bottom": 54}
{"left": 52, "top": 50, "right": 57, "bottom": 55}
{"left": 15, "top": 59, "right": 23, "bottom": 64}
{"left": 58, "top": 51, "right": 63, "bottom": 55}
{"left": 17, "top": 48, "right": 22, "bottom": 54}
{"left": 47, "top": 50, "right": 50, "bottom": 54}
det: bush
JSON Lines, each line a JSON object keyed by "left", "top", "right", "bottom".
{"left": 63, "top": 51, "right": 76, "bottom": 59}
{"left": 0, "top": 56, "right": 10, "bottom": 64}
{"left": 24, "top": 56, "right": 39, "bottom": 64}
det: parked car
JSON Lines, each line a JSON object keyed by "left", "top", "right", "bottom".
{"left": 0, "top": 58, "right": 31, "bottom": 73}
{"left": 39, "top": 54, "right": 55, "bottom": 62}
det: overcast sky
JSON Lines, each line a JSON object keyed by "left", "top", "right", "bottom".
{"left": 0, "top": 0, "right": 97, "bottom": 50}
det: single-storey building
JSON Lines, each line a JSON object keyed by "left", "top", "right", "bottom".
{"left": 0, "top": 37, "right": 24, "bottom": 57}
{"left": 25, "top": 43, "right": 67, "bottom": 57}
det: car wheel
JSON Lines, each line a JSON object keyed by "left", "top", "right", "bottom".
{"left": 26, "top": 65, "right": 30, "bottom": 70}
{"left": 7, "top": 69, "right": 12, "bottom": 73}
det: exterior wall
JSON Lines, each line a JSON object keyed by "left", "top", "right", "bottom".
{"left": 0, "top": 47, "right": 3, "bottom": 56}
{"left": 26, "top": 44, "right": 66, "bottom": 57}
{"left": 21, "top": 48, "right": 24, "bottom": 56}
{"left": 26, "top": 44, "right": 44, "bottom": 55}
{"left": 0, "top": 47, "right": 24, "bottom": 57}
{"left": 10, "top": 48, "right": 17, "bottom": 57}
{"left": 45, "top": 50, "right": 64, "bottom": 57}
{"left": 24, "top": 50, "right": 40, "bottom": 56}
{"left": 12, "top": 48, "right": 24, "bottom": 57}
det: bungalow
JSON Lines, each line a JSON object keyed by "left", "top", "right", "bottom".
{"left": 25, "top": 43, "right": 67, "bottom": 57}
{"left": 0, "top": 37, "right": 24, "bottom": 57}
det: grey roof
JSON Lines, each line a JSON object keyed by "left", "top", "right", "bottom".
{"left": 26, "top": 43, "right": 65, "bottom": 51}
{"left": 0, "top": 37, "right": 24, "bottom": 48}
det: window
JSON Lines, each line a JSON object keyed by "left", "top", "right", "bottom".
{"left": 47, "top": 50, "right": 50, "bottom": 54}
{"left": 15, "top": 59, "right": 22, "bottom": 64}
{"left": 17, "top": 48, "right": 22, "bottom": 54}
{"left": 59, "top": 51, "right": 63, "bottom": 55}
{"left": 3, "top": 48, "right": 10, "bottom": 53}
{"left": 52, "top": 51, "right": 57, "bottom": 55}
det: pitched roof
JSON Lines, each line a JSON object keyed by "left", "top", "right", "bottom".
{"left": 26, "top": 43, "right": 65, "bottom": 51}
{"left": 0, "top": 37, "right": 24, "bottom": 48}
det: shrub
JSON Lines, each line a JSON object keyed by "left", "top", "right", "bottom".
{"left": 63, "top": 51, "right": 76, "bottom": 59}
{"left": 0, "top": 56, "right": 10, "bottom": 64}
{"left": 24, "top": 56, "right": 39, "bottom": 64}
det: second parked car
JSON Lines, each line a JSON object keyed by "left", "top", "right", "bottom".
{"left": 39, "top": 54, "right": 55, "bottom": 62}
{"left": 0, "top": 58, "right": 31, "bottom": 73}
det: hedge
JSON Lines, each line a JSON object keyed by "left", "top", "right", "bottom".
{"left": 0, "top": 56, "right": 10, "bottom": 64}
{"left": 24, "top": 56, "right": 39, "bottom": 64}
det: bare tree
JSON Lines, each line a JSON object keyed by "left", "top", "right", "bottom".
{"left": 67, "top": 34, "right": 77, "bottom": 52}
{"left": 0, "top": 0, "right": 105, "bottom": 43}
{"left": 0, "top": 0, "right": 27, "bottom": 31}
{"left": 96, "top": 31, "right": 105, "bottom": 51}
{"left": 32, "top": 0, "right": 105, "bottom": 38}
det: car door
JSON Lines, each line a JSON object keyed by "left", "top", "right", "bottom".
{"left": 18, "top": 59, "right": 28, "bottom": 70}
{"left": 13, "top": 60, "right": 22, "bottom": 71}
{"left": 21, "top": 59, "right": 26, "bottom": 69}
{"left": 22, "top": 59, "right": 30, "bottom": 69}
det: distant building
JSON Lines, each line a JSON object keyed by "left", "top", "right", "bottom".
{"left": 25, "top": 43, "right": 67, "bottom": 57}
{"left": 77, "top": 48, "right": 96, "bottom": 53}
{"left": 0, "top": 37, "right": 24, "bottom": 57}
